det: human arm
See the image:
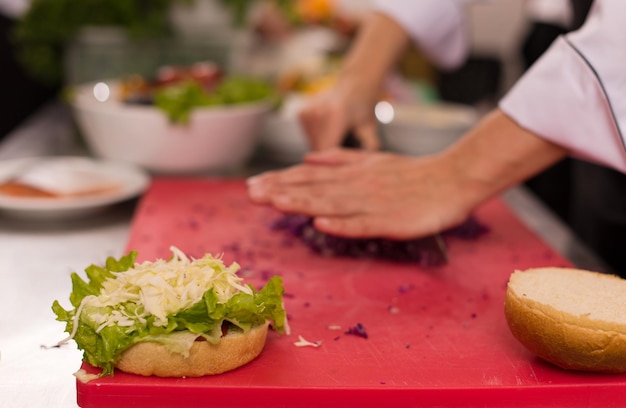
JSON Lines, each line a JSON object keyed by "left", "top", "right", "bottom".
{"left": 299, "top": 11, "right": 411, "bottom": 151}
{"left": 248, "top": 0, "right": 626, "bottom": 240}
{"left": 248, "top": 108, "right": 568, "bottom": 239}
{"left": 299, "top": 0, "right": 471, "bottom": 151}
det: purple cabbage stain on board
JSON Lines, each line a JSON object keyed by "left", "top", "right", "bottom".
{"left": 345, "top": 323, "right": 368, "bottom": 339}
{"left": 222, "top": 242, "right": 241, "bottom": 254}
{"left": 188, "top": 219, "right": 200, "bottom": 231}
{"left": 398, "top": 284, "right": 415, "bottom": 294}
{"left": 445, "top": 216, "right": 490, "bottom": 239}
{"left": 260, "top": 269, "right": 279, "bottom": 282}
{"left": 270, "top": 214, "right": 488, "bottom": 266}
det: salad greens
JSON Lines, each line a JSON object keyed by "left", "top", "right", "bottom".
{"left": 153, "top": 77, "right": 276, "bottom": 124}
{"left": 52, "top": 248, "right": 287, "bottom": 376}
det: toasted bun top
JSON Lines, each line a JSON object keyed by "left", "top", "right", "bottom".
{"left": 509, "top": 267, "right": 626, "bottom": 326}
{"left": 505, "top": 267, "right": 626, "bottom": 373}
{"left": 114, "top": 323, "right": 270, "bottom": 377}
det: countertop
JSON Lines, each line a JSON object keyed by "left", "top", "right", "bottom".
{"left": 0, "top": 103, "right": 613, "bottom": 408}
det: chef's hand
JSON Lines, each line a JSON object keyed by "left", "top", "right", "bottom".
{"left": 246, "top": 148, "right": 474, "bottom": 239}
{"left": 248, "top": 109, "right": 569, "bottom": 240}
{"left": 297, "top": 11, "right": 412, "bottom": 152}
{"left": 298, "top": 85, "right": 381, "bottom": 151}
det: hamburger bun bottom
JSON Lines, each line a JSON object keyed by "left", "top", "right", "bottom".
{"left": 115, "top": 323, "right": 269, "bottom": 377}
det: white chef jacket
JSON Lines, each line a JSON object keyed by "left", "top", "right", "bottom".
{"left": 372, "top": 0, "right": 626, "bottom": 173}
{"left": 0, "top": 0, "right": 29, "bottom": 18}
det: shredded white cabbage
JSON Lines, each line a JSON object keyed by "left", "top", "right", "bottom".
{"left": 73, "top": 369, "right": 100, "bottom": 384}
{"left": 72, "top": 247, "right": 252, "bottom": 336}
{"left": 294, "top": 335, "right": 322, "bottom": 348}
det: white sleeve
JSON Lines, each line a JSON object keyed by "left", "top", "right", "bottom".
{"left": 499, "top": 0, "right": 626, "bottom": 173}
{"left": 370, "top": 0, "right": 470, "bottom": 70}
{"left": 0, "top": 0, "right": 29, "bottom": 18}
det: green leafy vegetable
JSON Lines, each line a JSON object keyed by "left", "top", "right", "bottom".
{"left": 153, "top": 77, "right": 276, "bottom": 124}
{"left": 52, "top": 248, "right": 287, "bottom": 376}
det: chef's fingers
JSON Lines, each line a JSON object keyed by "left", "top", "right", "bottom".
{"left": 303, "top": 148, "right": 372, "bottom": 165}
{"left": 248, "top": 161, "right": 340, "bottom": 186}
{"left": 299, "top": 104, "right": 348, "bottom": 151}
{"left": 248, "top": 165, "right": 370, "bottom": 215}
{"left": 250, "top": 175, "right": 455, "bottom": 239}
{"left": 268, "top": 188, "right": 362, "bottom": 217}
{"left": 247, "top": 163, "right": 346, "bottom": 203}
{"left": 353, "top": 121, "right": 381, "bottom": 151}
{"left": 313, "top": 214, "right": 441, "bottom": 240}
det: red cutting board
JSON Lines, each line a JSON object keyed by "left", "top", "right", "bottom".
{"left": 76, "top": 178, "right": 626, "bottom": 408}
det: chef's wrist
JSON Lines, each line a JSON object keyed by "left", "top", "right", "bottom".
{"left": 332, "top": 71, "right": 379, "bottom": 111}
{"left": 445, "top": 109, "right": 569, "bottom": 208}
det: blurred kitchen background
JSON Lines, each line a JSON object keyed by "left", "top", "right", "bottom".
{"left": 10, "top": 0, "right": 624, "bottom": 274}
{"left": 0, "top": 0, "right": 534, "bottom": 137}
{"left": 0, "top": 0, "right": 567, "bottom": 206}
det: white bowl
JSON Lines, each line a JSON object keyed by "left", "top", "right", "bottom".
{"left": 70, "top": 81, "right": 272, "bottom": 174}
{"left": 381, "top": 102, "right": 479, "bottom": 156}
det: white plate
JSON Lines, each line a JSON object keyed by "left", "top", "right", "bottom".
{"left": 0, "top": 156, "right": 150, "bottom": 219}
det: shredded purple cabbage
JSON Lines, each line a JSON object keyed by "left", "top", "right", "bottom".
{"left": 444, "top": 216, "right": 490, "bottom": 239}
{"left": 270, "top": 214, "right": 489, "bottom": 267}
{"left": 345, "top": 323, "right": 368, "bottom": 339}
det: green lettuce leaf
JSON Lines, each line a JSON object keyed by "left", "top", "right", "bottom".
{"left": 153, "top": 77, "right": 276, "bottom": 124}
{"left": 52, "top": 251, "right": 287, "bottom": 376}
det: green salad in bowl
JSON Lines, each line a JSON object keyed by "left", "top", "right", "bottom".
{"left": 153, "top": 77, "right": 276, "bottom": 124}
{"left": 117, "top": 61, "right": 277, "bottom": 124}
{"left": 69, "top": 62, "right": 279, "bottom": 174}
